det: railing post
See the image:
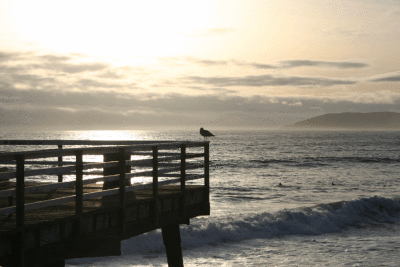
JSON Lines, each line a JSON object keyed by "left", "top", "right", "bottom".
{"left": 204, "top": 143, "right": 209, "bottom": 188}
{"left": 180, "top": 144, "right": 186, "bottom": 216}
{"left": 152, "top": 146, "right": 158, "bottom": 225}
{"left": 16, "top": 155, "right": 25, "bottom": 232}
{"left": 75, "top": 150, "right": 83, "bottom": 235}
{"left": 118, "top": 148, "right": 126, "bottom": 235}
{"left": 204, "top": 143, "right": 210, "bottom": 214}
{"left": 103, "top": 151, "right": 131, "bottom": 190}
{"left": 15, "top": 154, "right": 25, "bottom": 267}
{"left": 58, "top": 145, "right": 63, "bottom": 182}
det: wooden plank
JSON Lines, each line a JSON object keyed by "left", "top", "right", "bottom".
{"left": 1, "top": 187, "right": 121, "bottom": 216}
{"left": 24, "top": 165, "right": 76, "bottom": 178}
{"left": 126, "top": 164, "right": 203, "bottom": 179}
{"left": 0, "top": 160, "right": 119, "bottom": 184}
{"left": 126, "top": 159, "right": 153, "bottom": 167}
{"left": 159, "top": 155, "right": 180, "bottom": 162}
{"left": 158, "top": 163, "right": 183, "bottom": 168}
{"left": 0, "top": 174, "right": 112, "bottom": 199}
{"left": 0, "top": 140, "right": 207, "bottom": 148}
{"left": 82, "top": 188, "right": 118, "bottom": 199}
{"left": 0, "top": 140, "right": 176, "bottom": 146}
{"left": 0, "top": 142, "right": 206, "bottom": 162}
{"left": 124, "top": 175, "right": 203, "bottom": 193}
{"left": 0, "top": 172, "right": 201, "bottom": 202}
{"left": 131, "top": 152, "right": 178, "bottom": 157}
{"left": 185, "top": 153, "right": 205, "bottom": 159}
{"left": 0, "top": 149, "right": 75, "bottom": 161}
{"left": 24, "top": 195, "right": 76, "bottom": 212}
{"left": 23, "top": 161, "right": 75, "bottom": 165}
{"left": 0, "top": 206, "right": 15, "bottom": 215}
{"left": 0, "top": 175, "right": 204, "bottom": 216}
{"left": 0, "top": 172, "right": 14, "bottom": 182}
{"left": 0, "top": 185, "right": 207, "bottom": 235}
{"left": 128, "top": 156, "right": 199, "bottom": 167}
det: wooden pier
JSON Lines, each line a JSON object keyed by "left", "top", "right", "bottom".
{"left": 0, "top": 140, "right": 210, "bottom": 267}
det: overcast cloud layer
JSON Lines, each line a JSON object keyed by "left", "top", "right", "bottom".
{"left": 1, "top": 51, "right": 399, "bottom": 130}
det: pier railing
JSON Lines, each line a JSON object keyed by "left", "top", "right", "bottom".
{"left": 0, "top": 140, "right": 210, "bottom": 233}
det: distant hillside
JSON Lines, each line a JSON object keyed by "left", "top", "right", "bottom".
{"left": 292, "top": 112, "right": 400, "bottom": 129}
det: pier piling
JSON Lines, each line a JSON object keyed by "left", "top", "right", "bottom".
{"left": 162, "top": 223, "right": 184, "bottom": 267}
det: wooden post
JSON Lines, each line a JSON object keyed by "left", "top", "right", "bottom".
{"left": 14, "top": 154, "right": 25, "bottom": 267}
{"left": 103, "top": 152, "right": 131, "bottom": 190}
{"left": 58, "top": 145, "right": 63, "bottom": 182}
{"left": 204, "top": 143, "right": 209, "bottom": 189}
{"left": 118, "top": 148, "right": 126, "bottom": 235}
{"left": 152, "top": 146, "right": 158, "bottom": 225}
{"left": 75, "top": 150, "right": 83, "bottom": 235}
{"left": 162, "top": 223, "right": 184, "bottom": 267}
{"left": 204, "top": 143, "right": 210, "bottom": 214}
{"left": 16, "top": 155, "right": 25, "bottom": 232}
{"left": 180, "top": 144, "right": 186, "bottom": 216}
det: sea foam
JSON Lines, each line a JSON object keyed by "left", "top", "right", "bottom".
{"left": 120, "top": 196, "right": 400, "bottom": 255}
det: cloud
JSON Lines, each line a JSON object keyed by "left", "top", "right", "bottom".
{"left": 180, "top": 28, "right": 235, "bottom": 37}
{"left": 280, "top": 60, "right": 369, "bottom": 69}
{"left": 0, "top": 50, "right": 397, "bottom": 130}
{"left": 0, "top": 51, "right": 138, "bottom": 94}
{"left": 36, "top": 54, "right": 109, "bottom": 73}
{"left": 47, "top": 62, "right": 109, "bottom": 74}
{"left": 3, "top": 80, "right": 399, "bottom": 130}
{"left": 370, "top": 72, "right": 400, "bottom": 82}
{"left": 186, "top": 74, "right": 356, "bottom": 87}
{"left": 0, "top": 51, "right": 18, "bottom": 62}
{"left": 76, "top": 78, "right": 136, "bottom": 90}
{"left": 230, "top": 59, "right": 369, "bottom": 70}
{"left": 1, "top": 51, "right": 110, "bottom": 76}
{"left": 251, "top": 63, "right": 277, "bottom": 69}
{"left": 156, "top": 57, "right": 369, "bottom": 72}
{"left": 39, "top": 54, "right": 72, "bottom": 62}
{"left": 185, "top": 58, "right": 229, "bottom": 66}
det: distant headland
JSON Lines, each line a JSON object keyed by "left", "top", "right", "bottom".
{"left": 290, "top": 112, "right": 400, "bottom": 129}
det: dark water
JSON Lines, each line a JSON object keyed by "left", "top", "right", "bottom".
{"left": 2, "top": 129, "right": 400, "bottom": 266}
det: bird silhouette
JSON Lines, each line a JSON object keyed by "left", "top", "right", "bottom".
{"left": 200, "top": 128, "right": 214, "bottom": 141}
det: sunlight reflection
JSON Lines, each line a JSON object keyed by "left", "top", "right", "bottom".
{"left": 71, "top": 130, "right": 147, "bottom": 141}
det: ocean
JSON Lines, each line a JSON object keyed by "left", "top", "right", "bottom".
{"left": 1, "top": 129, "right": 400, "bottom": 266}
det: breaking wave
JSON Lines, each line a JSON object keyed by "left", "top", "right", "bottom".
{"left": 120, "top": 196, "right": 400, "bottom": 254}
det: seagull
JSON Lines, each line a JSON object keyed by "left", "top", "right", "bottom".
{"left": 200, "top": 128, "right": 214, "bottom": 141}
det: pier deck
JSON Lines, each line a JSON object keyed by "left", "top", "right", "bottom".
{"left": 0, "top": 140, "right": 210, "bottom": 267}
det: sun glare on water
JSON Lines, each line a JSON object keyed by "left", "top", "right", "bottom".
{"left": 70, "top": 130, "right": 147, "bottom": 141}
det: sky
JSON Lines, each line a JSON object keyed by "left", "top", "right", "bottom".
{"left": 1, "top": 0, "right": 400, "bottom": 131}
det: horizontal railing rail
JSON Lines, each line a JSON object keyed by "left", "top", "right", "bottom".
{"left": 0, "top": 140, "right": 210, "bottom": 236}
